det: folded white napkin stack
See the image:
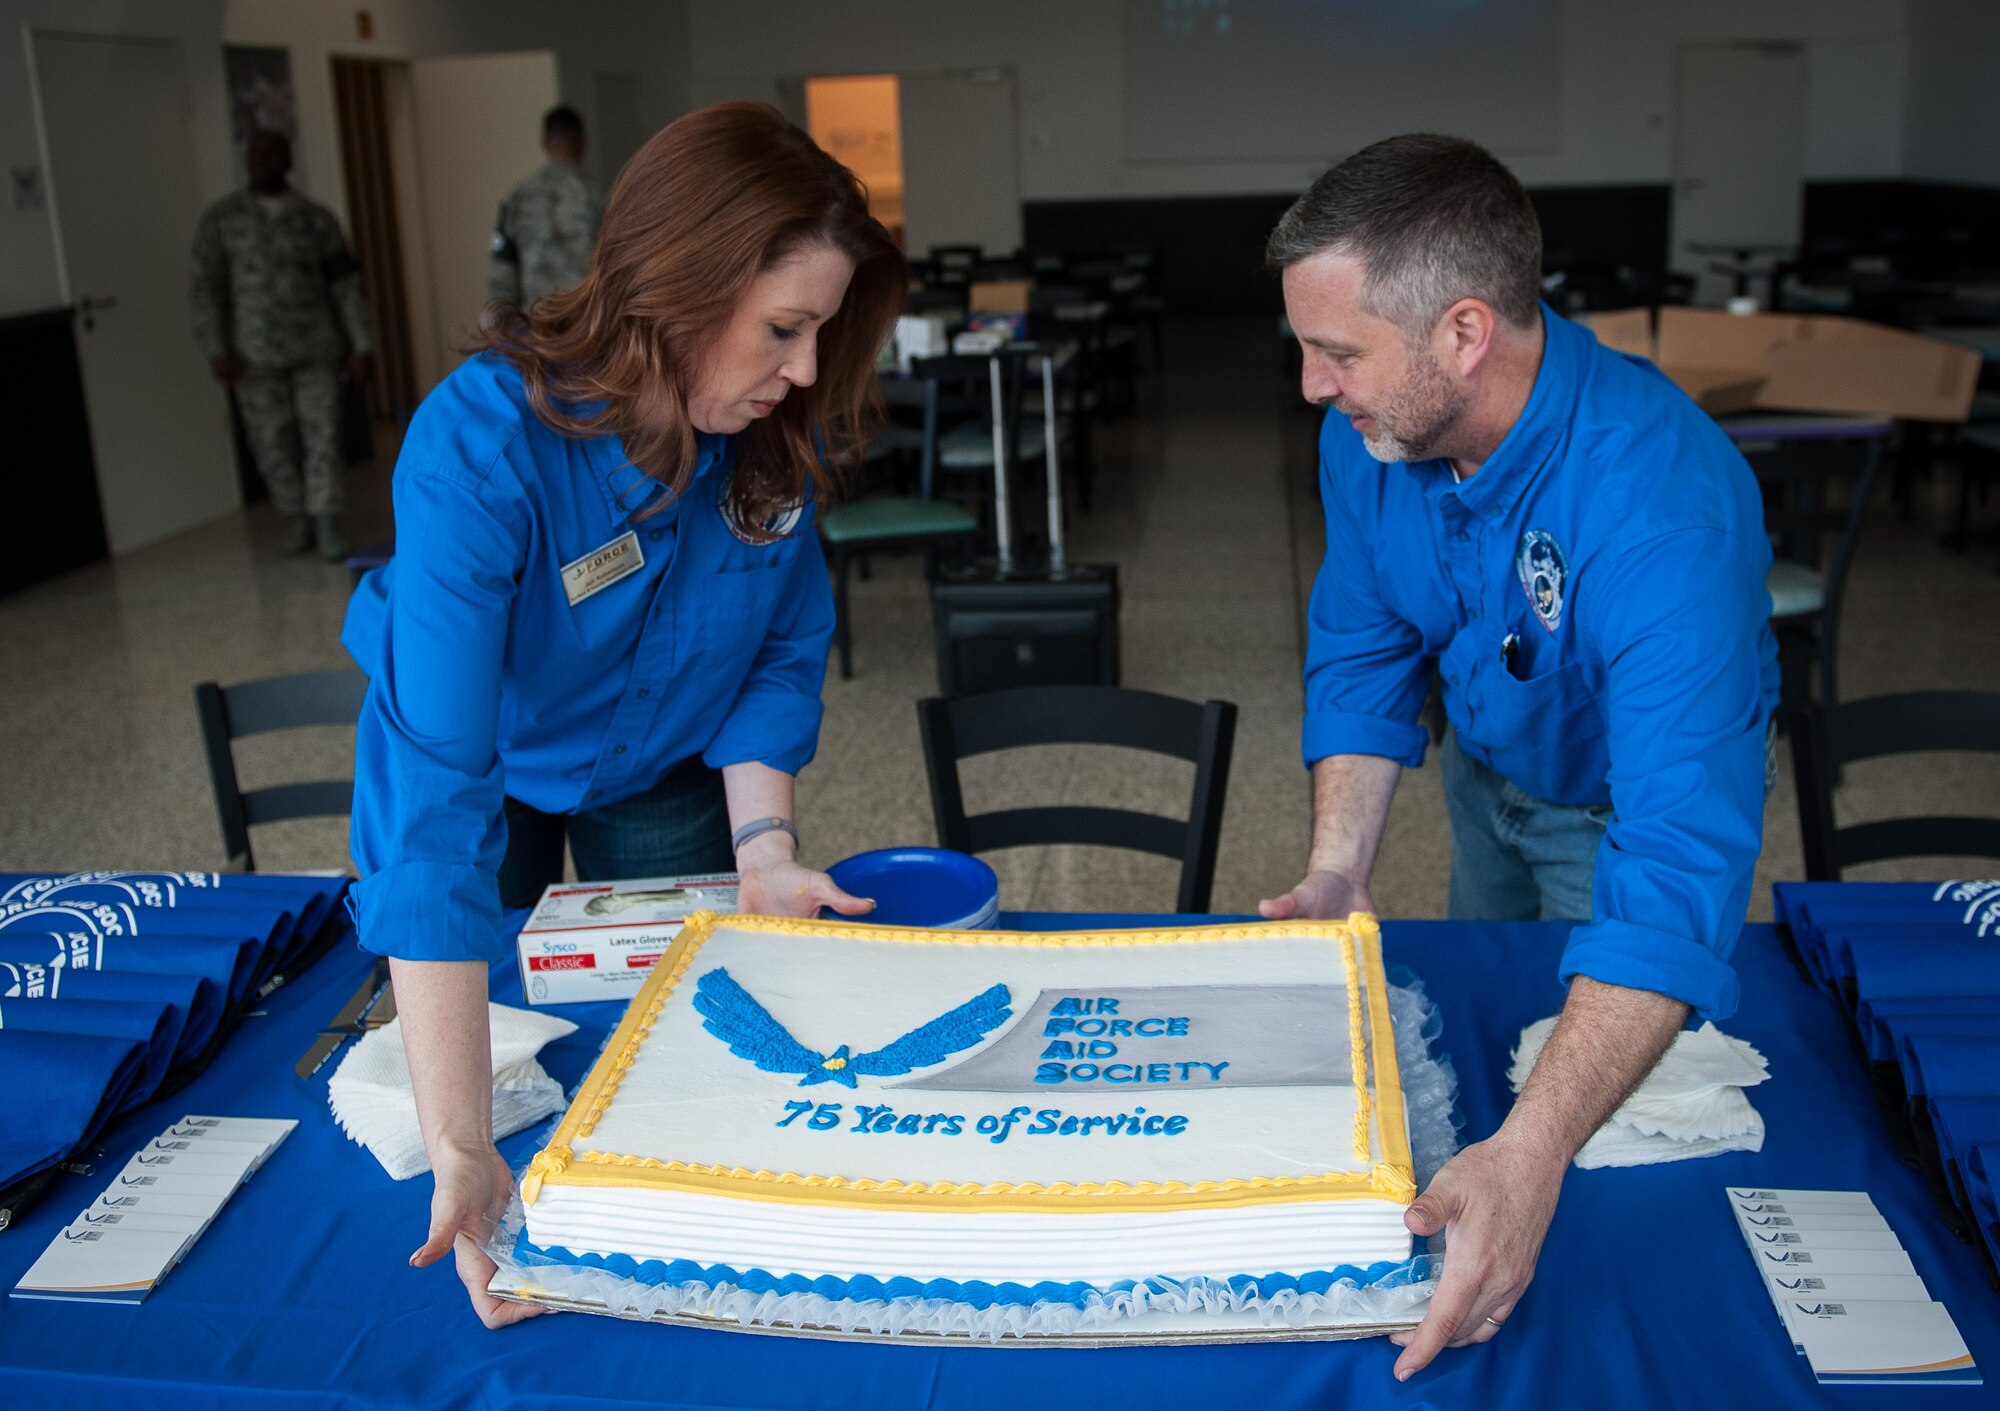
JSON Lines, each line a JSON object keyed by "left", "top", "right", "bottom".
{"left": 1508, "top": 1017, "right": 1771, "bottom": 1169}
{"left": 328, "top": 1003, "right": 578, "bottom": 1181}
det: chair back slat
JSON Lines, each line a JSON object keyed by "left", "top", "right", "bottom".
{"left": 1837, "top": 817, "right": 2000, "bottom": 870}
{"left": 222, "top": 671, "right": 371, "bottom": 737}
{"left": 193, "top": 670, "right": 368, "bottom": 872}
{"left": 1831, "top": 691, "right": 2000, "bottom": 765}
{"left": 1790, "top": 691, "right": 2000, "bottom": 881}
{"left": 946, "top": 685, "right": 1207, "bottom": 760}
{"left": 967, "top": 806, "right": 1186, "bottom": 860}
{"left": 242, "top": 780, "right": 357, "bottom": 827}
{"left": 918, "top": 686, "right": 1237, "bottom": 912}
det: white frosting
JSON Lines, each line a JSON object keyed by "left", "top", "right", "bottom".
{"left": 527, "top": 1182, "right": 1414, "bottom": 1285}
{"left": 527, "top": 920, "right": 1414, "bottom": 1293}
{"left": 576, "top": 927, "right": 1388, "bottom": 1186}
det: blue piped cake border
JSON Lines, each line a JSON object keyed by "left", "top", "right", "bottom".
{"left": 510, "top": 1230, "right": 1421, "bottom": 1309}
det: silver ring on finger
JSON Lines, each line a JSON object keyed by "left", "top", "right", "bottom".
{"left": 1484, "top": 1315, "right": 1504, "bottom": 1327}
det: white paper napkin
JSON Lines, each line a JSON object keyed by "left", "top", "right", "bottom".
{"left": 328, "top": 1003, "right": 577, "bottom": 1181}
{"left": 1509, "top": 1017, "right": 1771, "bottom": 1169}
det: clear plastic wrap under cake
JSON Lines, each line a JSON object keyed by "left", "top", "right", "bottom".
{"left": 485, "top": 971, "right": 1462, "bottom": 1342}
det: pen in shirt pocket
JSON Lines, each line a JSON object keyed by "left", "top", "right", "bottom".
{"left": 1501, "top": 632, "right": 1520, "bottom": 678}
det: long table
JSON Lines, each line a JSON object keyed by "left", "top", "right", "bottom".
{"left": 2, "top": 915, "right": 1993, "bottom": 1409}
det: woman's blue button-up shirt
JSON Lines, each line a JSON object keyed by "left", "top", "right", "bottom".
{"left": 341, "top": 354, "right": 833, "bottom": 964}
{"left": 1304, "top": 307, "right": 1780, "bottom": 1021}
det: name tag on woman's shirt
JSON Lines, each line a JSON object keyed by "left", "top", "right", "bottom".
{"left": 561, "top": 532, "right": 644, "bottom": 606}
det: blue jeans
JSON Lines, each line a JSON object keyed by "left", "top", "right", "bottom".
{"left": 1439, "top": 731, "right": 1606, "bottom": 922}
{"left": 497, "top": 757, "right": 735, "bottom": 909}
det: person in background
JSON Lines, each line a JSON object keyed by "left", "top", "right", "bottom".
{"left": 343, "top": 101, "right": 905, "bottom": 1327}
{"left": 488, "top": 104, "right": 607, "bottom": 315}
{"left": 191, "top": 129, "right": 373, "bottom": 561}
{"left": 1261, "top": 134, "right": 1777, "bottom": 1379}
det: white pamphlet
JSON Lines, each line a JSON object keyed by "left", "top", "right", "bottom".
{"left": 1753, "top": 1246, "right": 1918, "bottom": 1278}
{"left": 1745, "top": 1227, "right": 1906, "bottom": 1252}
{"left": 12, "top": 1227, "right": 192, "bottom": 1304}
{"left": 1786, "top": 1300, "right": 1980, "bottom": 1385}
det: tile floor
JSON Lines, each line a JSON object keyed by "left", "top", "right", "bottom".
{"left": 3, "top": 318, "right": 1997, "bottom": 923}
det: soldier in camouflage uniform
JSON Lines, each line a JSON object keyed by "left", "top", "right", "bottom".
{"left": 488, "top": 106, "right": 606, "bottom": 315}
{"left": 191, "top": 130, "right": 373, "bottom": 560}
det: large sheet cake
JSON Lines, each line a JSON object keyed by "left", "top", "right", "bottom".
{"left": 511, "top": 912, "right": 1424, "bottom": 1331}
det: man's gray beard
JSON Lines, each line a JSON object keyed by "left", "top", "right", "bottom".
{"left": 1357, "top": 347, "right": 1467, "bottom": 465}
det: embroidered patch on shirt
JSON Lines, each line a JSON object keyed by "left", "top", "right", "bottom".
{"left": 720, "top": 495, "right": 805, "bottom": 546}
{"left": 1515, "top": 528, "right": 1568, "bottom": 633}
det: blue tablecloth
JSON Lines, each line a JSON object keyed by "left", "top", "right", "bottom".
{"left": 2, "top": 916, "right": 1994, "bottom": 1410}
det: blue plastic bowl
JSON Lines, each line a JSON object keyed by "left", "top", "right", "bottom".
{"left": 824, "top": 847, "right": 1000, "bottom": 929}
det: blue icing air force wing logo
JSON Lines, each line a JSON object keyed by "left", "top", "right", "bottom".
{"left": 1515, "top": 528, "right": 1568, "bottom": 634}
{"left": 693, "top": 966, "right": 1012, "bottom": 1088}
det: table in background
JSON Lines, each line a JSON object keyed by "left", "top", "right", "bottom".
{"left": 2, "top": 913, "right": 1994, "bottom": 1410}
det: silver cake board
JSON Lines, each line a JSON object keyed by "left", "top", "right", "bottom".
{"left": 486, "top": 1268, "right": 1420, "bottom": 1346}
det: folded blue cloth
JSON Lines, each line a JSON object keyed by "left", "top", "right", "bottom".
{"left": 1804, "top": 922, "right": 1988, "bottom": 994}
{"left": 1847, "top": 937, "right": 2000, "bottom": 1005}
{"left": 1857, "top": 994, "right": 2000, "bottom": 1063}
{"left": 1776, "top": 879, "right": 2000, "bottom": 928}
{"left": 0, "top": 961, "right": 219, "bottom": 1066}
{"left": 0, "top": 899, "right": 272, "bottom": 998}
{"left": 1927, "top": 1095, "right": 2000, "bottom": 1217}
{"left": 0, "top": 1028, "right": 147, "bottom": 1189}
{"left": 1796, "top": 903, "right": 2000, "bottom": 989}
{"left": 0, "top": 872, "right": 348, "bottom": 969}
{"left": 1899, "top": 1033, "right": 2000, "bottom": 1101}
{"left": 1965, "top": 1142, "right": 2000, "bottom": 1277}
{"left": 0, "top": 995, "right": 175, "bottom": 1111}
{"left": 0, "top": 930, "right": 261, "bottom": 1012}
{"left": 1888, "top": 1015, "right": 2000, "bottom": 1081}
{"left": 1774, "top": 881, "right": 2000, "bottom": 984}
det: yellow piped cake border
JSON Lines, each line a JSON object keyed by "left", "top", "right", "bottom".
{"left": 521, "top": 912, "right": 1416, "bottom": 1213}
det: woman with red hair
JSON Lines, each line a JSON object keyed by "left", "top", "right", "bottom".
{"left": 340, "top": 102, "right": 906, "bottom": 1324}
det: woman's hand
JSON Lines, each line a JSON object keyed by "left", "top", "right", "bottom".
{"left": 409, "top": 1139, "right": 550, "bottom": 1329}
{"left": 734, "top": 830, "right": 874, "bottom": 919}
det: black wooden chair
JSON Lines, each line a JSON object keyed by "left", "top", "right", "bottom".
{"left": 1790, "top": 691, "right": 2000, "bottom": 880}
{"left": 917, "top": 685, "right": 1237, "bottom": 913}
{"left": 1722, "top": 414, "right": 1887, "bottom": 709}
{"left": 194, "top": 670, "right": 370, "bottom": 870}
{"left": 820, "top": 367, "right": 987, "bottom": 679}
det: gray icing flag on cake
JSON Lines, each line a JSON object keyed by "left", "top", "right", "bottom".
{"left": 891, "top": 984, "right": 1355, "bottom": 1091}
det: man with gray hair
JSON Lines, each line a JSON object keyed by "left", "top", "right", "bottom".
{"left": 1260, "top": 135, "right": 1777, "bottom": 1378}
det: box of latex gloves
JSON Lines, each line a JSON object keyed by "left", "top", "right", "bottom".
{"left": 516, "top": 874, "right": 738, "bottom": 1005}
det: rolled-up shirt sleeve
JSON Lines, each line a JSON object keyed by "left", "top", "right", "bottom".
{"left": 1560, "top": 524, "right": 1773, "bottom": 1021}
{"left": 1302, "top": 448, "right": 1432, "bottom": 770}
{"left": 346, "top": 467, "right": 525, "bottom": 963}
{"left": 702, "top": 507, "right": 835, "bottom": 777}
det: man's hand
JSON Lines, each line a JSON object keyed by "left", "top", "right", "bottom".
{"left": 345, "top": 352, "right": 374, "bottom": 386}
{"left": 209, "top": 352, "right": 241, "bottom": 386}
{"left": 1388, "top": 1133, "right": 1564, "bottom": 1379}
{"left": 1385, "top": 976, "right": 1689, "bottom": 1379}
{"left": 1257, "top": 868, "right": 1374, "bottom": 921}
{"left": 734, "top": 830, "right": 874, "bottom": 920}
{"left": 409, "top": 1140, "right": 550, "bottom": 1329}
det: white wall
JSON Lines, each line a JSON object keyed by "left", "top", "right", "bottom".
{"left": 1903, "top": 0, "right": 2000, "bottom": 184}
{"left": 1, "top": 1, "right": 233, "bottom": 317}
{"left": 685, "top": 0, "right": 1909, "bottom": 203}
{"left": 220, "top": 0, "right": 690, "bottom": 230}
{"left": 0, "top": 0, "right": 690, "bottom": 320}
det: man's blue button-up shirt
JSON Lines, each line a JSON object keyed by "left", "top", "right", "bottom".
{"left": 1304, "top": 307, "right": 1779, "bottom": 1020}
{"left": 342, "top": 354, "right": 833, "bottom": 965}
